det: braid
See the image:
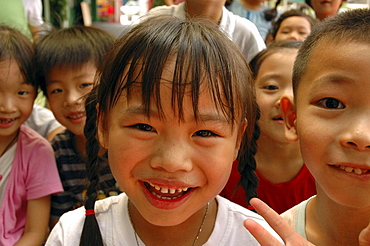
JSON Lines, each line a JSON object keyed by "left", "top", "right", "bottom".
{"left": 237, "top": 104, "right": 260, "bottom": 205}
{"left": 79, "top": 88, "right": 104, "bottom": 246}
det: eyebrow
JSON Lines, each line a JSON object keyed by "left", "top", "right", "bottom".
{"left": 312, "top": 74, "right": 354, "bottom": 87}
{"left": 119, "top": 106, "right": 230, "bottom": 124}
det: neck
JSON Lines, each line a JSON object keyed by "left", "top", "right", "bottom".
{"left": 306, "top": 188, "right": 370, "bottom": 246}
{"left": 185, "top": 0, "right": 224, "bottom": 23}
{"left": 240, "top": 0, "right": 264, "bottom": 11}
{"left": 256, "top": 136, "right": 303, "bottom": 183}
{"left": 129, "top": 199, "right": 217, "bottom": 246}
{"left": 0, "top": 130, "right": 19, "bottom": 157}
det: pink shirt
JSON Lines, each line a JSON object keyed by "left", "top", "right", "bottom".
{"left": 0, "top": 125, "right": 63, "bottom": 245}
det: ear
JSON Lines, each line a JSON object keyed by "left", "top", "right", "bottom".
{"left": 96, "top": 103, "right": 108, "bottom": 149}
{"left": 234, "top": 119, "right": 248, "bottom": 160}
{"left": 280, "top": 96, "right": 298, "bottom": 142}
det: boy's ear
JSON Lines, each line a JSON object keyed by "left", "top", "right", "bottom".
{"left": 96, "top": 103, "right": 108, "bottom": 149}
{"left": 280, "top": 96, "right": 298, "bottom": 142}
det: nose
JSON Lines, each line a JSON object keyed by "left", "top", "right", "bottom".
{"left": 62, "top": 89, "right": 83, "bottom": 107}
{"left": 150, "top": 137, "right": 193, "bottom": 173}
{"left": 288, "top": 32, "right": 299, "bottom": 41}
{"left": 0, "top": 95, "right": 16, "bottom": 113}
{"left": 340, "top": 117, "right": 370, "bottom": 151}
{"left": 275, "top": 87, "right": 293, "bottom": 108}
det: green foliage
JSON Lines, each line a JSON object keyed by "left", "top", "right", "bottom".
{"left": 50, "top": 0, "right": 67, "bottom": 28}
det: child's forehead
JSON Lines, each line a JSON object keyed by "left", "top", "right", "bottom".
{"left": 296, "top": 39, "right": 370, "bottom": 96}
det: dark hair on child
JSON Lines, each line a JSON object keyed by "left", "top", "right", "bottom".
{"left": 264, "top": 0, "right": 281, "bottom": 21}
{"left": 81, "top": 15, "right": 259, "bottom": 245}
{"left": 34, "top": 25, "right": 116, "bottom": 97}
{"left": 250, "top": 40, "right": 302, "bottom": 79}
{"left": 0, "top": 24, "right": 35, "bottom": 88}
{"left": 271, "top": 9, "right": 317, "bottom": 39}
{"left": 293, "top": 8, "right": 370, "bottom": 97}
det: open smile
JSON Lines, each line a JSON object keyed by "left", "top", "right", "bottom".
{"left": 144, "top": 181, "right": 192, "bottom": 200}
{"left": 333, "top": 165, "right": 369, "bottom": 175}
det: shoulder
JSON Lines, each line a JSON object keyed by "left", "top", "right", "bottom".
{"left": 206, "top": 196, "right": 283, "bottom": 245}
{"left": 18, "top": 125, "right": 53, "bottom": 151}
{"left": 51, "top": 129, "right": 76, "bottom": 150}
{"left": 47, "top": 194, "right": 127, "bottom": 245}
{"left": 281, "top": 195, "right": 315, "bottom": 235}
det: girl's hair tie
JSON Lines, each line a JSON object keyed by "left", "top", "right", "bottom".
{"left": 85, "top": 209, "right": 95, "bottom": 216}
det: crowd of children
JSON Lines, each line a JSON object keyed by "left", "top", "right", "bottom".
{"left": 0, "top": 1, "right": 369, "bottom": 245}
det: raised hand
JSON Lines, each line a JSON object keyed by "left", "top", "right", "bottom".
{"left": 244, "top": 198, "right": 314, "bottom": 246}
{"left": 360, "top": 222, "right": 370, "bottom": 246}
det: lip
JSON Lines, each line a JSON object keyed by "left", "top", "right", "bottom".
{"left": 66, "top": 111, "right": 86, "bottom": 124}
{"left": 140, "top": 180, "right": 195, "bottom": 210}
{"left": 272, "top": 115, "right": 284, "bottom": 125}
{"left": 330, "top": 163, "right": 370, "bottom": 178}
{"left": 0, "top": 117, "right": 17, "bottom": 128}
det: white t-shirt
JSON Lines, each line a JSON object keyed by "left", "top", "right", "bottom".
{"left": 46, "top": 193, "right": 283, "bottom": 245}
{"left": 147, "top": 2, "right": 266, "bottom": 62}
{"left": 22, "top": 0, "right": 44, "bottom": 26}
{"left": 24, "top": 104, "right": 62, "bottom": 139}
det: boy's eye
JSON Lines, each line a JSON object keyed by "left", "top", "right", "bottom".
{"left": 194, "top": 130, "right": 217, "bottom": 137}
{"left": 132, "top": 123, "right": 155, "bottom": 132}
{"left": 317, "top": 98, "right": 345, "bottom": 109}
{"left": 51, "top": 88, "right": 62, "bottom": 94}
{"left": 80, "top": 83, "right": 93, "bottom": 89}
{"left": 18, "top": 91, "right": 29, "bottom": 96}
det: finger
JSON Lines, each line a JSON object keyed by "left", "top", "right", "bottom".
{"left": 244, "top": 218, "right": 282, "bottom": 246}
{"left": 359, "top": 222, "right": 370, "bottom": 246}
{"left": 250, "top": 198, "right": 313, "bottom": 245}
{"left": 250, "top": 198, "right": 297, "bottom": 239}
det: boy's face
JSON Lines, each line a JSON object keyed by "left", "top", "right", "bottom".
{"left": 98, "top": 61, "right": 246, "bottom": 227}
{"left": 46, "top": 62, "right": 96, "bottom": 136}
{"left": 255, "top": 49, "right": 297, "bottom": 143}
{"left": 0, "top": 59, "right": 35, "bottom": 141}
{"left": 283, "top": 40, "right": 370, "bottom": 208}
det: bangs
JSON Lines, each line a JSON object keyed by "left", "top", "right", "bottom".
{"left": 97, "top": 16, "right": 250, "bottom": 130}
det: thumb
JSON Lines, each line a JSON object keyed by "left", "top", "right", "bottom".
{"left": 359, "top": 223, "right": 370, "bottom": 246}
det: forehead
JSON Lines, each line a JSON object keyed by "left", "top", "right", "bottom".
{"left": 296, "top": 40, "right": 370, "bottom": 98}
{"left": 280, "top": 16, "right": 311, "bottom": 28}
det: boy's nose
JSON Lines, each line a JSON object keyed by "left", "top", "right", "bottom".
{"left": 150, "top": 138, "right": 193, "bottom": 173}
{"left": 341, "top": 117, "right": 370, "bottom": 150}
{"left": 63, "top": 90, "right": 83, "bottom": 107}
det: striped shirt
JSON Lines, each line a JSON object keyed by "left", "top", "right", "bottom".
{"left": 50, "top": 129, "right": 120, "bottom": 220}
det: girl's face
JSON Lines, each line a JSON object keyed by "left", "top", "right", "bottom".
{"left": 99, "top": 62, "right": 246, "bottom": 226}
{"left": 0, "top": 59, "right": 35, "bottom": 141}
{"left": 255, "top": 49, "right": 297, "bottom": 143}
{"left": 46, "top": 62, "right": 96, "bottom": 136}
{"left": 275, "top": 16, "right": 311, "bottom": 42}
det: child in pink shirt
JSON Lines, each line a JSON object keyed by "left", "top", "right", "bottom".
{"left": 0, "top": 25, "right": 63, "bottom": 245}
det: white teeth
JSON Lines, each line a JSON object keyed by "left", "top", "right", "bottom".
{"left": 354, "top": 168, "right": 362, "bottom": 175}
{"left": 69, "top": 113, "right": 85, "bottom": 119}
{"left": 339, "top": 165, "right": 368, "bottom": 175}
{"left": 0, "top": 118, "right": 15, "bottom": 123}
{"left": 344, "top": 167, "right": 353, "bottom": 173}
{"left": 148, "top": 182, "right": 189, "bottom": 194}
